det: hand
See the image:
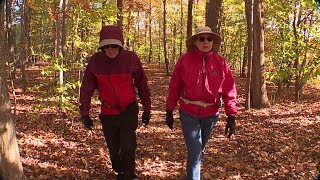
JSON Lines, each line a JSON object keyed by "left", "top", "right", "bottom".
{"left": 142, "top": 112, "right": 151, "bottom": 126}
{"left": 81, "top": 116, "right": 93, "bottom": 130}
{"left": 165, "top": 110, "right": 174, "bottom": 130}
{"left": 225, "top": 115, "right": 235, "bottom": 138}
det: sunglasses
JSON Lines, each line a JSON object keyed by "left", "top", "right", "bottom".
{"left": 104, "top": 44, "right": 120, "bottom": 49}
{"left": 197, "top": 36, "right": 214, "bottom": 42}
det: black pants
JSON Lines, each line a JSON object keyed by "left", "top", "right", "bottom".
{"left": 99, "top": 102, "right": 139, "bottom": 176}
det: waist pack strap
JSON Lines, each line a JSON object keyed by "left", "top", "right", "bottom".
{"left": 180, "top": 97, "right": 215, "bottom": 107}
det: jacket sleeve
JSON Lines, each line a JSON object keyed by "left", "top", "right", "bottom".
{"left": 221, "top": 58, "right": 237, "bottom": 116}
{"left": 166, "top": 57, "right": 183, "bottom": 110}
{"left": 79, "top": 57, "right": 97, "bottom": 116}
{"left": 131, "top": 53, "right": 151, "bottom": 112}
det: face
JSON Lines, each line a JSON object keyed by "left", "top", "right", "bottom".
{"left": 194, "top": 33, "right": 214, "bottom": 53}
{"left": 103, "top": 44, "right": 120, "bottom": 58}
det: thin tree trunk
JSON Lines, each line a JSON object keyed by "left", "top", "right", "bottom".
{"left": 117, "top": 0, "right": 123, "bottom": 27}
{"left": 148, "top": 0, "right": 152, "bottom": 63}
{"left": 125, "top": 10, "right": 132, "bottom": 49}
{"left": 163, "top": 0, "right": 169, "bottom": 76}
{"left": 179, "top": 0, "right": 183, "bottom": 56}
{"left": 187, "top": 0, "right": 193, "bottom": 38}
{"left": 26, "top": 5, "right": 32, "bottom": 66}
{"left": 0, "top": 0, "right": 5, "bottom": 66}
{"left": 158, "top": 25, "right": 161, "bottom": 63}
{"left": 20, "top": 0, "right": 27, "bottom": 92}
{"left": 292, "top": 2, "right": 305, "bottom": 102}
{"left": 241, "top": 46, "right": 247, "bottom": 78}
{"left": 56, "top": 0, "right": 67, "bottom": 109}
{"left": 172, "top": 23, "right": 176, "bottom": 62}
{"left": 101, "top": 0, "right": 107, "bottom": 26}
{"left": 245, "top": 0, "right": 253, "bottom": 110}
{"left": 53, "top": 1, "right": 58, "bottom": 58}
{"left": 136, "top": 12, "right": 140, "bottom": 50}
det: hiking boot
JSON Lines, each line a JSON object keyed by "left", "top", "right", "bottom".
{"left": 130, "top": 173, "right": 139, "bottom": 180}
{"left": 116, "top": 172, "right": 139, "bottom": 180}
{"left": 116, "top": 172, "right": 124, "bottom": 180}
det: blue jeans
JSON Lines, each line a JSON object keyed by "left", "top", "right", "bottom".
{"left": 179, "top": 110, "right": 219, "bottom": 180}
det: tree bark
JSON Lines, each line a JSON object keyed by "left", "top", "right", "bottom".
{"left": 117, "top": 0, "right": 123, "bottom": 27}
{"left": 241, "top": 46, "right": 247, "bottom": 78}
{"left": 179, "top": 0, "right": 183, "bottom": 56}
{"left": 205, "top": 0, "right": 222, "bottom": 34}
{"left": 245, "top": 0, "right": 253, "bottom": 110}
{"left": 20, "top": 0, "right": 27, "bottom": 92}
{"left": 251, "top": 0, "right": 269, "bottom": 108}
{"left": 186, "top": 0, "right": 193, "bottom": 38}
{"left": 125, "top": 10, "right": 132, "bottom": 49}
{"left": 56, "top": 0, "right": 67, "bottom": 109}
{"left": 0, "top": 0, "right": 4, "bottom": 62}
{"left": 148, "top": 0, "right": 152, "bottom": 63}
{"left": 163, "top": 0, "right": 169, "bottom": 76}
{"left": 172, "top": 23, "right": 177, "bottom": 62}
{"left": 0, "top": 2, "right": 24, "bottom": 178}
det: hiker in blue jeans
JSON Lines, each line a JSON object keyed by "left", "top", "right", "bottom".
{"left": 165, "top": 26, "right": 238, "bottom": 180}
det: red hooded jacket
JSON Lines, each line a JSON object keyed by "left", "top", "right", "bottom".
{"left": 80, "top": 26, "right": 151, "bottom": 116}
{"left": 166, "top": 49, "right": 237, "bottom": 118}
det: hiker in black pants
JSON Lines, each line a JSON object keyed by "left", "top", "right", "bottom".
{"left": 79, "top": 25, "right": 151, "bottom": 180}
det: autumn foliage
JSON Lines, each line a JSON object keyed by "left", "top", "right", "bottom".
{"left": 13, "top": 63, "right": 320, "bottom": 179}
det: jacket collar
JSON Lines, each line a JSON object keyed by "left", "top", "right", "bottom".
{"left": 192, "top": 48, "right": 214, "bottom": 58}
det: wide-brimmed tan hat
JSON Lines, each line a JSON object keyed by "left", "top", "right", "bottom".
{"left": 186, "top": 26, "right": 222, "bottom": 52}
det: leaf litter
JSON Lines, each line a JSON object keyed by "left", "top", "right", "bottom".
{"left": 12, "top": 63, "right": 319, "bottom": 179}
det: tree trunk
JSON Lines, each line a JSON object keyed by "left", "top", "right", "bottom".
{"left": 163, "top": 0, "right": 169, "bottom": 76}
{"left": 0, "top": 108, "right": 24, "bottom": 179}
{"left": 251, "top": 0, "right": 269, "bottom": 108}
{"left": 20, "top": 0, "right": 27, "bottom": 92}
{"left": 125, "top": 10, "right": 132, "bottom": 49}
{"left": 205, "top": 0, "right": 222, "bottom": 34}
{"left": 158, "top": 26, "right": 161, "bottom": 63}
{"left": 172, "top": 23, "right": 177, "bottom": 62}
{"left": 117, "top": 0, "right": 123, "bottom": 27}
{"left": 56, "top": 0, "right": 67, "bottom": 109}
{"left": 26, "top": 5, "right": 32, "bottom": 66}
{"left": 6, "top": 0, "right": 18, "bottom": 115}
{"left": 53, "top": 1, "right": 58, "bottom": 58}
{"left": 186, "top": 0, "right": 193, "bottom": 38}
{"left": 148, "top": 0, "right": 152, "bottom": 63}
{"left": 292, "top": 2, "right": 306, "bottom": 102}
{"left": 179, "top": 0, "right": 183, "bottom": 56}
{"left": 6, "top": 0, "right": 16, "bottom": 80}
{"left": 0, "top": 2, "right": 24, "bottom": 177}
{"left": 137, "top": 12, "right": 140, "bottom": 50}
{"left": 0, "top": 0, "right": 4, "bottom": 63}
{"left": 245, "top": 0, "right": 253, "bottom": 110}
{"left": 241, "top": 46, "right": 247, "bottom": 78}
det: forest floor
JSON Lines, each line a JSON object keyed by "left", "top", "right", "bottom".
{"left": 12, "top": 63, "right": 320, "bottom": 179}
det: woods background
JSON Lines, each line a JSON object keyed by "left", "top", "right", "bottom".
{"left": 0, "top": 0, "right": 320, "bottom": 179}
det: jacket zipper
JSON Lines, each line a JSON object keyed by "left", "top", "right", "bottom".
{"left": 197, "top": 54, "right": 206, "bottom": 117}
{"left": 108, "top": 75, "right": 121, "bottom": 110}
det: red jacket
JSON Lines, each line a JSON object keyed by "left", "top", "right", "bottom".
{"left": 80, "top": 49, "right": 151, "bottom": 116}
{"left": 166, "top": 49, "right": 237, "bottom": 118}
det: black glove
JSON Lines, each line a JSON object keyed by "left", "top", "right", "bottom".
{"left": 165, "top": 110, "right": 174, "bottom": 130}
{"left": 225, "top": 115, "right": 235, "bottom": 138}
{"left": 81, "top": 116, "right": 93, "bottom": 130}
{"left": 142, "top": 112, "right": 151, "bottom": 126}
